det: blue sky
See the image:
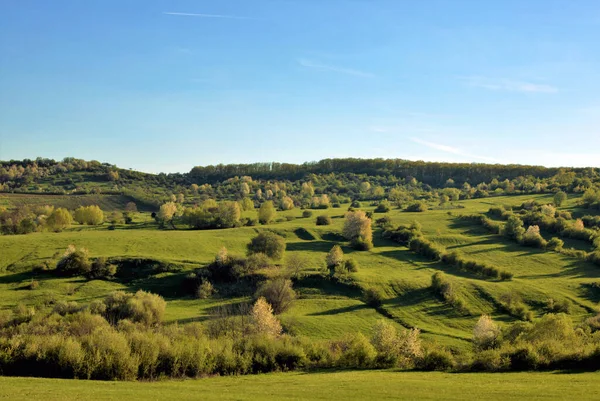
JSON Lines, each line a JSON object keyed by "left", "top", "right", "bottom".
{"left": 1, "top": 0, "right": 599, "bottom": 173}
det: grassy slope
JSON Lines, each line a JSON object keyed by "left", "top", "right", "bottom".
{"left": 0, "top": 194, "right": 598, "bottom": 348}
{"left": 1, "top": 371, "right": 599, "bottom": 401}
{"left": 0, "top": 193, "right": 142, "bottom": 211}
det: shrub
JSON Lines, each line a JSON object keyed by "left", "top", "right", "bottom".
{"left": 546, "top": 298, "right": 571, "bottom": 314}
{"left": 255, "top": 278, "right": 296, "bottom": 314}
{"left": 418, "top": 348, "right": 455, "bottom": 371}
{"left": 350, "top": 200, "right": 361, "bottom": 208}
{"left": 405, "top": 202, "right": 427, "bottom": 212}
{"left": 258, "top": 201, "right": 276, "bottom": 224}
{"left": 546, "top": 237, "right": 564, "bottom": 251}
{"left": 363, "top": 288, "right": 384, "bottom": 308}
{"left": 302, "top": 210, "right": 313, "bottom": 218}
{"left": 316, "top": 215, "right": 332, "bottom": 225}
{"left": 197, "top": 280, "right": 216, "bottom": 299}
{"left": 88, "top": 257, "right": 117, "bottom": 279}
{"left": 56, "top": 246, "right": 91, "bottom": 277}
{"left": 247, "top": 232, "right": 286, "bottom": 260}
{"left": 103, "top": 290, "right": 166, "bottom": 326}
{"left": 473, "top": 315, "right": 501, "bottom": 350}
{"left": 246, "top": 252, "right": 271, "bottom": 272}
{"left": 470, "top": 349, "right": 509, "bottom": 372}
{"left": 344, "top": 258, "right": 359, "bottom": 273}
{"left": 336, "top": 333, "right": 376, "bottom": 368}
{"left": 374, "top": 200, "right": 391, "bottom": 213}
{"left": 326, "top": 245, "right": 344, "bottom": 270}
{"left": 553, "top": 191, "right": 567, "bottom": 207}
{"left": 252, "top": 297, "right": 282, "bottom": 337}
{"left": 522, "top": 225, "right": 547, "bottom": 248}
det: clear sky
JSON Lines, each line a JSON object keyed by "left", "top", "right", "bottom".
{"left": 1, "top": 0, "right": 599, "bottom": 173}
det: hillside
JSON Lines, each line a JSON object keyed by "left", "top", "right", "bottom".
{"left": 1, "top": 157, "right": 600, "bottom": 381}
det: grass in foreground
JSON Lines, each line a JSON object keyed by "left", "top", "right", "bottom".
{"left": 1, "top": 370, "right": 599, "bottom": 401}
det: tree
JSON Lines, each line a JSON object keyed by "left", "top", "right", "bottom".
{"left": 56, "top": 245, "right": 91, "bottom": 276}
{"left": 247, "top": 232, "right": 286, "bottom": 260}
{"left": 554, "top": 191, "right": 567, "bottom": 207}
{"left": 157, "top": 202, "right": 177, "bottom": 225}
{"left": 216, "top": 201, "right": 241, "bottom": 228}
{"left": 240, "top": 197, "right": 255, "bottom": 211}
{"left": 503, "top": 215, "right": 526, "bottom": 241}
{"left": 258, "top": 201, "right": 276, "bottom": 224}
{"left": 46, "top": 208, "right": 73, "bottom": 232}
{"left": 326, "top": 245, "right": 344, "bottom": 269}
{"left": 73, "top": 205, "right": 104, "bottom": 225}
{"left": 286, "top": 253, "right": 309, "bottom": 279}
{"left": 251, "top": 297, "right": 282, "bottom": 337}
{"left": 280, "top": 196, "right": 294, "bottom": 211}
{"left": 342, "top": 210, "right": 373, "bottom": 250}
{"left": 255, "top": 278, "right": 296, "bottom": 314}
{"left": 123, "top": 202, "right": 137, "bottom": 224}
{"left": 473, "top": 315, "right": 500, "bottom": 350}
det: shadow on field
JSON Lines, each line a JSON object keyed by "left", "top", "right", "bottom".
{"left": 294, "top": 228, "right": 316, "bottom": 241}
{"left": 287, "top": 240, "right": 335, "bottom": 252}
{"left": 294, "top": 276, "right": 363, "bottom": 298}
{"left": 308, "top": 304, "right": 367, "bottom": 316}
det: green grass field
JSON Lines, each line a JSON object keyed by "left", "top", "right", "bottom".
{"left": 1, "top": 193, "right": 598, "bottom": 350}
{"left": 1, "top": 370, "right": 599, "bottom": 400}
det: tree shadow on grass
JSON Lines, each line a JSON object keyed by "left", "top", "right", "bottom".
{"left": 294, "top": 228, "right": 316, "bottom": 241}
{"left": 294, "top": 276, "right": 363, "bottom": 298}
{"left": 307, "top": 304, "right": 368, "bottom": 316}
{"left": 287, "top": 240, "right": 336, "bottom": 253}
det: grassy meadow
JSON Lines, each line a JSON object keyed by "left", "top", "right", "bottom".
{"left": 1, "top": 370, "right": 599, "bottom": 401}
{"left": 1, "top": 193, "right": 598, "bottom": 349}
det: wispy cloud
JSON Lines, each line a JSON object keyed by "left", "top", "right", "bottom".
{"left": 410, "top": 137, "right": 503, "bottom": 163}
{"left": 461, "top": 76, "right": 558, "bottom": 93}
{"left": 297, "top": 59, "right": 375, "bottom": 78}
{"left": 163, "top": 12, "right": 251, "bottom": 20}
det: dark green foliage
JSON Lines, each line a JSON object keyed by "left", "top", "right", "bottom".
{"left": 351, "top": 237, "right": 373, "bottom": 251}
{"left": 344, "top": 258, "right": 359, "bottom": 273}
{"left": 431, "top": 272, "right": 469, "bottom": 314}
{"left": 87, "top": 257, "right": 117, "bottom": 279}
{"left": 405, "top": 202, "right": 427, "bottom": 212}
{"left": 247, "top": 232, "right": 286, "bottom": 260}
{"left": 55, "top": 247, "right": 91, "bottom": 277}
{"left": 103, "top": 290, "right": 166, "bottom": 326}
{"left": 350, "top": 200, "right": 361, "bottom": 208}
{"left": 363, "top": 288, "right": 384, "bottom": 308}
{"left": 316, "top": 215, "right": 332, "bottom": 226}
{"left": 418, "top": 349, "right": 455, "bottom": 371}
{"left": 302, "top": 210, "right": 313, "bottom": 218}
{"left": 374, "top": 200, "right": 391, "bottom": 213}
{"left": 255, "top": 278, "right": 296, "bottom": 314}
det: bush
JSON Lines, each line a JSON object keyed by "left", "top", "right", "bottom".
{"left": 363, "top": 288, "right": 384, "bottom": 308}
{"left": 344, "top": 258, "right": 359, "bottom": 273}
{"left": 56, "top": 246, "right": 91, "bottom": 277}
{"left": 374, "top": 200, "right": 391, "bottom": 213}
{"left": 405, "top": 202, "right": 427, "bottom": 212}
{"left": 302, "top": 210, "right": 313, "bottom": 218}
{"left": 418, "top": 348, "right": 455, "bottom": 371}
{"left": 247, "top": 232, "right": 286, "bottom": 260}
{"left": 546, "top": 237, "right": 564, "bottom": 251}
{"left": 316, "top": 215, "right": 332, "bottom": 226}
{"left": 350, "top": 200, "right": 361, "bottom": 208}
{"left": 88, "top": 257, "right": 117, "bottom": 279}
{"left": 470, "top": 349, "right": 509, "bottom": 372}
{"left": 197, "top": 280, "right": 216, "bottom": 299}
{"left": 336, "top": 333, "right": 376, "bottom": 368}
{"left": 255, "top": 278, "right": 296, "bottom": 314}
{"left": 103, "top": 290, "right": 166, "bottom": 326}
